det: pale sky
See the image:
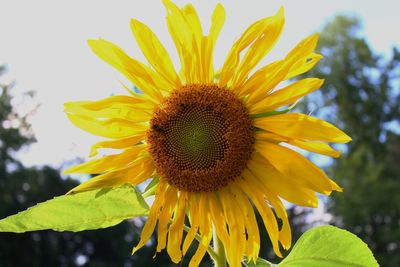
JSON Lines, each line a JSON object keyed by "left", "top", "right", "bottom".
{"left": 0, "top": 0, "right": 399, "bottom": 168}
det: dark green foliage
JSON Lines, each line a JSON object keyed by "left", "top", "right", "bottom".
{"left": 304, "top": 16, "right": 400, "bottom": 266}
{"left": 0, "top": 66, "right": 34, "bottom": 179}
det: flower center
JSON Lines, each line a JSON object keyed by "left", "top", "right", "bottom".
{"left": 147, "top": 84, "right": 254, "bottom": 192}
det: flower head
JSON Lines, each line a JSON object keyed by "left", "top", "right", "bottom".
{"left": 64, "top": 1, "right": 351, "bottom": 266}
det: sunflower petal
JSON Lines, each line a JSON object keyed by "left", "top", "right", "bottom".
{"left": 219, "top": 9, "right": 284, "bottom": 87}
{"left": 249, "top": 78, "right": 324, "bottom": 114}
{"left": 219, "top": 189, "right": 247, "bottom": 266}
{"left": 285, "top": 52, "right": 323, "bottom": 80}
{"left": 203, "top": 4, "right": 225, "bottom": 82}
{"left": 208, "top": 193, "right": 229, "bottom": 249}
{"left": 230, "top": 184, "right": 260, "bottom": 262}
{"left": 130, "top": 19, "right": 180, "bottom": 89}
{"left": 163, "top": 0, "right": 196, "bottom": 83}
{"left": 65, "top": 99, "right": 151, "bottom": 123}
{"left": 189, "top": 194, "right": 212, "bottom": 267}
{"left": 288, "top": 139, "right": 342, "bottom": 158}
{"left": 67, "top": 114, "right": 147, "bottom": 139}
{"left": 182, "top": 4, "right": 202, "bottom": 43}
{"left": 243, "top": 34, "right": 319, "bottom": 103}
{"left": 157, "top": 187, "right": 178, "bottom": 252}
{"left": 89, "top": 134, "right": 145, "bottom": 157}
{"left": 64, "top": 146, "right": 146, "bottom": 174}
{"left": 255, "top": 141, "right": 342, "bottom": 194}
{"left": 167, "top": 192, "right": 187, "bottom": 262}
{"left": 68, "top": 156, "right": 153, "bottom": 194}
{"left": 268, "top": 196, "right": 291, "bottom": 250}
{"left": 183, "top": 195, "right": 200, "bottom": 256}
{"left": 132, "top": 182, "right": 168, "bottom": 254}
{"left": 88, "top": 39, "right": 164, "bottom": 102}
{"left": 255, "top": 131, "right": 288, "bottom": 143}
{"left": 64, "top": 95, "right": 152, "bottom": 110}
{"left": 238, "top": 178, "right": 282, "bottom": 257}
{"left": 254, "top": 113, "right": 352, "bottom": 143}
{"left": 245, "top": 156, "right": 318, "bottom": 208}
{"left": 231, "top": 7, "right": 285, "bottom": 89}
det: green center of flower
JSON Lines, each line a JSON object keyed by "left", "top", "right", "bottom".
{"left": 165, "top": 106, "right": 227, "bottom": 170}
{"left": 147, "top": 84, "right": 254, "bottom": 192}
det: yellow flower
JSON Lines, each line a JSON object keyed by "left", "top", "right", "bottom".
{"left": 64, "top": 1, "right": 351, "bottom": 266}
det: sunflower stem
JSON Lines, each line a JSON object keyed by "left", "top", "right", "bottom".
{"left": 212, "top": 225, "right": 227, "bottom": 267}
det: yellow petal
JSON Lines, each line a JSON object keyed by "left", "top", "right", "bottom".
{"left": 255, "top": 141, "right": 342, "bottom": 194}
{"left": 64, "top": 145, "right": 146, "bottom": 174}
{"left": 219, "top": 189, "right": 247, "bottom": 267}
{"left": 208, "top": 193, "right": 229, "bottom": 249}
{"left": 157, "top": 187, "right": 178, "bottom": 252}
{"left": 288, "top": 139, "right": 342, "bottom": 158}
{"left": 189, "top": 194, "right": 212, "bottom": 267}
{"left": 253, "top": 175, "right": 291, "bottom": 249}
{"left": 231, "top": 7, "right": 284, "bottom": 89}
{"left": 255, "top": 131, "right": 288, "bottom": 143}
{"left": 182, "top": 3, "right": 219, "bottom": 83}
{"left": 238, "top": 60, "right": 281, "bottom": 97}
{"left": 285, "top": 52, "right": 323, "bottom": 80}
{"left": 245, "top": 155, "right": 318, "bottom": 208}
{"left": 64, "top": 97, "right": 152, "bottom": 122}
{"left": 89, "top": 133, "right": 145, "bottom": 157}
{"left": 167, "top": 192, "right": 187, "bottom": 262}
{"left": 133, "top": 182, "right": 168, "bottom": 254}
{"left": 230, "top": 183, "right": 260, "bottom": 262}
{"left": 267, "top": 196, "right": 291, "bottom": 250}
{"left": 237, "top": 178, "right": 282, "bottom": 258}
{"left": 219, "top": 9, "right": 284, "bottom": 87}
{"left": 249, "top": 78, "right": 324, "bottom": 114}
{"left": 163, "top": 0, "right": 195, "bottom": 83}
{"left": 254, "top": 113, "right": 352, "bottom": 143}
{"left": 240, "top": 172, "right": 292, "bottom": 249}
{"left": 285, "top": 33, "right": 319, "bottom": 64}
{"left": 65, "top": 95, "right": 152, "bottom": 111}
{"left": 243, "top": 34, "right": 319, "bottom": 104}
{"left": 243, "top": 52, "right": 322, "bottom": 98}
{"left": 203, "top": 4, "right": 226, "bottom": 83}
{"left": 68, "top": 155, "right": 153, "bottom": 194}
{"left": 67, "top": 114, "right": 147, "bottom": 139}
{"left": 183, "top": 194, "right": 200, "bottom": 256}
{"left": 182, "top": 4, "right": 202, "bottom": 43}
{"left": 130, "top": 19, "right": 181, "bottom": 89}
{"left": 88, "top": 39, "right": 164, "bottom": 103}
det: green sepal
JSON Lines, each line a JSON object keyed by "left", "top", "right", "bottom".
{"left": 0, "top": 184, "right": 149, "bottom": 233}
{"left": 250, "top": 108, "right": 291, "bottom": 120}
{"left": 142, "top": 176, "right": 159, "bottom": 198}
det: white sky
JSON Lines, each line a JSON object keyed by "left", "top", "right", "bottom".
{"left": 0, "top": 0, "right": 399, "bottom": 168}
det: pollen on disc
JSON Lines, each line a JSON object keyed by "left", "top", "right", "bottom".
{"left": 147, "top": 84, "right": 254, "bottom": 192}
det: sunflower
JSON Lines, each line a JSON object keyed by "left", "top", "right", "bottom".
{"left": 64, "top": 1, "right": 351, "bottom": 266}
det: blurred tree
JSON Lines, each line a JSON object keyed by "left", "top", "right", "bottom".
{"left": 0, "top": 66, "right": 180, "bottom": 267}
{"left": 0, "top": 65, "right": 34, "bottom": 179}
{"left": 303, "top": 16, "right": 400, "bottom": 266}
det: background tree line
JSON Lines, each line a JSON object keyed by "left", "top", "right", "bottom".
{"left": 0, "top": 15, "right": 399, "bottom": 266}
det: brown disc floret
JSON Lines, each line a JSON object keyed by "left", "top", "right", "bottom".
{"left": 147, "top": 84, "right": 254, "bottom": 192}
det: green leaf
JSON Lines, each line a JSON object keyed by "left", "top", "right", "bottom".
{"left": 278, "top": 225, "right": 378, "bottom": 267}
{"left": 243, "top": 257, "right": 276, "bottom": 267}
{"left": 0, "top": 184, "right": 149, "bottom": 233}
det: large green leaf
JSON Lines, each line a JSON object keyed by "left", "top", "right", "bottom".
{"left": 243, "top": 258, "right": 276, "bottom": 267}
{"left": 0, "top": 184, "right": 149, "bottom": 232}
{"left": 278, "top": 225, "right": 378, "bottom": 267}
